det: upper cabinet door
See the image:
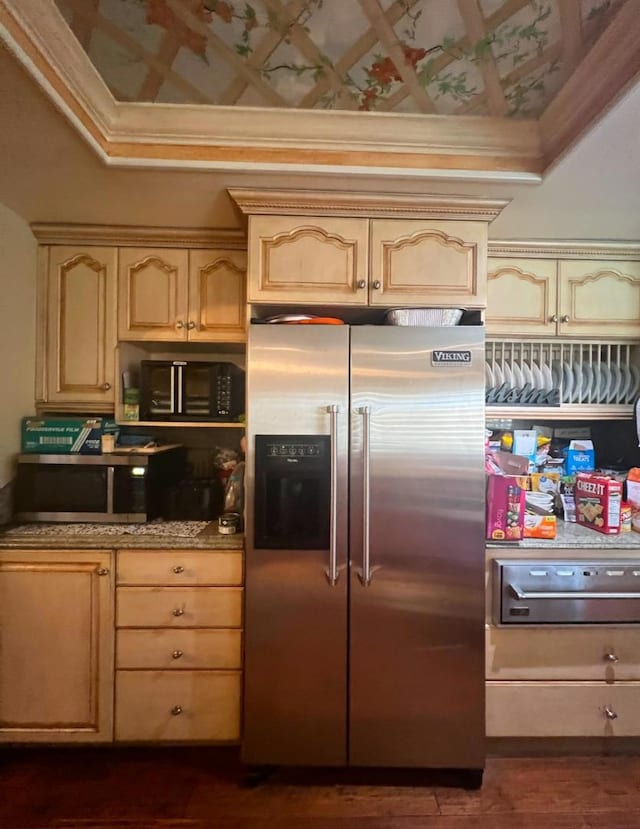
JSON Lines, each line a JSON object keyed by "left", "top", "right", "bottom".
{"left": 118, "top": 248, "right": 189, "bottom": 341}
{"left": 486, "top": 258, "right": 558, "bottom": 336}
{"left": 369, "top": 220, "right": 487, "bottom": 308}
{"left": 46, "top": 246, "right": 116, "bottom": 405}
{"left": 188, "top": 249, "right": 246, "bottom": 342}
{"left": 247, "top": 215, "right": 369, "bottom": 305}
{"left": 558, "top": 260, "right": 640, "bottom": 338}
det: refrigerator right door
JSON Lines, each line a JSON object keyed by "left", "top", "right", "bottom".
{"left": 349, "top": 325, "right": 485, "bottom": 769}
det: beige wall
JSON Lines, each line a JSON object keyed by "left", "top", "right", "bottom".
{"left": 0, "top": 203, "right": 36, "bottom": 488}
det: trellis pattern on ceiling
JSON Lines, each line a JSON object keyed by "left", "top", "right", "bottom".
{"left": 52, "top": 0, "right": 625, "bottom": 116}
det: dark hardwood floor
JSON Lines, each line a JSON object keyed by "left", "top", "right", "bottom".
{"left": 2, "top": 747, "right": 640, "bottom": 829}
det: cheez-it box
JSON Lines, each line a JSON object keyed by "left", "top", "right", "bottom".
{"left": 575, "top": 473, "right": 622, "bottom": 534}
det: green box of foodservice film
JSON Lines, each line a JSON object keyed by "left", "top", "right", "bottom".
{"left": 21, "top": 417, "right": 118, "bottom": 454}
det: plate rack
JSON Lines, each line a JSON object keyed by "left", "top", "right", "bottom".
{"left": 486, "top": 339, "right": 640, "bottom": 419}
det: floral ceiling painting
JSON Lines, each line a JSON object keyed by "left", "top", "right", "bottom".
{"left": 52, "top": 0, "right": 627, "bottom": 117}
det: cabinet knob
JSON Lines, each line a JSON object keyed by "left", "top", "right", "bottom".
{"left": 604, "top": 652, "right": 619, "bottom": 663}
{"left": 357, "top": 279, "right": 366, "bottom": 290}
{"left": 171, "top": 705, "right": 183, "bottom": 716}
{"left": 102, "top": 382, "right": 111, "bottom": 391}
{"left": 172, "top": 607, "right": 185, "bottom": 617}
{"left": 96, "top": 567, "right": 110, "bottom": 576}
{"left": 172, "top": 565, "right": 185, "bottom": 574}
{"left": 550, "top": 314, "right": 558, "bottom": 323}
{"left": 172, "top": 650, "right": 184, "bottom": 660}
{"left": 187, "top": 321, "right": 196, "bottom": 330}
{"left": 604, "top": 705, "right": 618, "bottom": 720}
{"left": 176, "top": 320, "right": 185, "bottom": 329}
{"left": 561, "top": 314, "right": 570, "bottom": 323}
{"left": 372, "top": 280, "right": 381, "bottom": 290}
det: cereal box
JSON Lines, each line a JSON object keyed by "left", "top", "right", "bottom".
{"left": 486, "top": 474, "right": 527, "bottom": 541}
{"left": 575, "top": 473, "right": 622, "bottom": 534}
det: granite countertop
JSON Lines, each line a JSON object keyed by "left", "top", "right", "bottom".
{"left": 488, "top": 520, "right": 640, "bottom": 550}
{"left": 0, "top": 520, "right": 243, "bottom": 550}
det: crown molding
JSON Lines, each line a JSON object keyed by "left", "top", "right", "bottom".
{"left": 0, "top": 0, "right": 542, "bottom": 179}
{"left": 488, "top": 240, "right": 640, "bottom": 260}
{"left": 228, "top": 189, "right": 510, "bottom": 222}
{"left": 30, "top": 223, "right": 247, "bottom": 249}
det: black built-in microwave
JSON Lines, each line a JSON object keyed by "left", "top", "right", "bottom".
{"left": 139, "top": 360, "right": 245, "bottom": 422}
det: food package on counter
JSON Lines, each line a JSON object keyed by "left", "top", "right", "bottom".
{"left": 486, "top": 450, "right": 530, "bottom": 477}
{"left": 575, "top": 472, "right": 622, "bottom": 534}
{"left": 21, "top": 416, "right": 117, "bottom": 454}
{"left": 530, "top": 471, "right": 561, "bottom": 495}
{"left": 625, "top": 468, "right": 640, "bottom": 532}
{"left": 560, "top": 475, "right": 577, "bottom": 523}
{"left": 523, "top": 514, "right": 557, "bottom": 539}
{"left": 563, "top": 440, "right": 595, "bottom": 475}
{"left": 513, "top": 430, "right": 537, "bottom": 471}
{"left": 486, "top": 474, "right": 527, "bottom": 541}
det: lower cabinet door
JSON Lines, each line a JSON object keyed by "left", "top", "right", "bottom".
{"left": 486, "top": 681, "right": 640, "bottom": 737}
{"left": 115, "top": 670, "right": 241, "bottom": 741}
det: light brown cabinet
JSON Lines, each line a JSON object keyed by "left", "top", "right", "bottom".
{"left": 115, "top": 549, "right": 243, "bottom": 743}
{"left": 42, "top": 246, "right": 117, "bottom": 408}
{"left": 247, "top": 215, "right": 487, "bottom": 308}
{"left": 118, "top": 247, "right": 246, "bottom": 342}
{"left": 487, "top": 249, "right": 640, "bottom": 338}
{"left": 0, "top": 549, "right": 114, "bottom": 743}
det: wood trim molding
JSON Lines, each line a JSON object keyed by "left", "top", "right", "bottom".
{"left": 229, "top": 189, "right": 510, "bottom": 221}
{"left": 30, "top": 224, "right": 247, "bottom": 249}
{"left": 0, "top": 0, "right": 542, "bottom": 178}
{"left": 539, "top": 0, "right": 640, "bottom": 167}
{"left": 488, "top": 240, "right": 640, "bottom": 259}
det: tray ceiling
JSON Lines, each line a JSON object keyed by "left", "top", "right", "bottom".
{"left": 51, "top": 0, "right": 623, "bottom": 116}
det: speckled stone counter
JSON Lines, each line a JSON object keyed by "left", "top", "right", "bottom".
{"left": 488, "top": 520, "right": 640, "bottom": 550}
{"left": 0, "top": 521, "right": 243, "bottom": 550}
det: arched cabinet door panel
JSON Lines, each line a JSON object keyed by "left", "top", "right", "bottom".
{"left": 486, "top": 257, "right": 558, "bottom": 336}
{"left": 559, "top": 260, "right": 640, "bottom": 338}
{"left": 188, "top": 249, "right": 246, "bottom": 343}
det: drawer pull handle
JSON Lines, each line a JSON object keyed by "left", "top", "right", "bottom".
{"left": 605, "top": 652, "right": 619, "bottom": 663}
{"left": 172, "top": 607, "right": 185, "bottom": 617}
{"left": 172, "top": 565, "right": 185, "bottom": 574}
{"left": 96, "top": 567, "right": 110, "bottom": 576}
{"left": 372, "top": 280, "right": 381, "bottom": 290}
{"left": 550, "top": 314, "right": 558, "bottom": 323}
{"left": 171, "top": 706, "right": 183, "bottom": 716}
{"left": 172, "top": 650, "right": 184, "bottom": 660}
{"left": 561, "top": 314, "right": 570, "bottom": 323}
{"left": 604, "top": 705, "right": 618, "bottom": 720}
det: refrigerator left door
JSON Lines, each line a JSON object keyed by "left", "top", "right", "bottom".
{"left": 243, "top": 324, "right": 350, "bottom": 766}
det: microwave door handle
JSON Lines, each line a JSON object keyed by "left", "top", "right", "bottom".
{"left": 106, "top": 466, "right": 114, "bottom": 516}
{"left": 325, "top": 404, "right": 340, "bottom": 586}
{"left": 169, "top": 367, "right": 176, "bottom": 415}
{"left": 357, "top": 406, "right": 372, "bottom": 586}
{"left": 176, "top": 365, "right": 183, "bottom": 414}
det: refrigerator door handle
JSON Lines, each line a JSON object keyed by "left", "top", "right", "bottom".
{"left": 356, "top": 405, "right": 372, "bottom": 586}
{"left": 325, "top": 404, "right": 341, "bottom": 586}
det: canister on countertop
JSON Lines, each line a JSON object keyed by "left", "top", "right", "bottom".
{"left": 218, "top": 512, "right": 240, "bottom": 534}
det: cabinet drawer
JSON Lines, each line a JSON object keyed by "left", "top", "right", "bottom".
{"left": 115, "top": 670, "right": 241, "bottom": 741}
{"left": 116, "top": 587, "right": 242, "bottom": 628}
{"left": 487, "top": 626, "right": 640, "bottom": 681}
{"left": 487, "top": 681, "right": 640, "bottom": 737}
{"left": 117, "top": 551, "right": 242, "bottom": 586}
{"left": 117, "top": 628, "right": 241, "bottom": 670}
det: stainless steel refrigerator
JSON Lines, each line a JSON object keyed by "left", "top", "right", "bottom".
{"left": 243, "top": 323, "right": 485, "bottom": 771}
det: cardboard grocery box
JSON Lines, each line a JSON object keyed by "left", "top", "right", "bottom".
{"left": 523, "top": 514, "right": 557, "bottom": 539}
{"left": 486, "top": 474, "right": 527, "bottom": 541}
{"left": 563, "top": 440, "right": 595, "bottom": 475}
{"left": 575, "top": 472, "right": 622, "bottom": 534}
{"left": 21, "top": 417, "right": 117, "bottom": 454}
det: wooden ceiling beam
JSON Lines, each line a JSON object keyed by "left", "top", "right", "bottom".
{"left": 539, "top": 0, "right": 640, "bottom": 167}
{"left": 61, "top": 0, "right": 215, "bottom": 104}
{"left": 218, "top": 0, "right": 307, "bottom": 106}
{"left": 165, "top": 0, "right": 290, "bottom": 107}
{"left": 261, "top": 0, "right": 359, "bottom": 109}
{"left": 557, "top": 0, "right": 583, "bottom": 85}
{"left": 456, "top": 0, "right": 508, "bottom": 116}
{"left": 357, "top": 0, "right": 437, "bottom": 114}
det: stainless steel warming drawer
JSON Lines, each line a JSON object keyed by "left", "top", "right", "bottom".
{"left": 493, "top": 559, "right": 640, "bottom": 625}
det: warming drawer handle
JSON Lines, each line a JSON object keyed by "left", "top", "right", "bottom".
{"left": 357, "top": 406, "right": 372, "bottom": 587}
{"left": 325, "top": 404, "right": 340, "bottom": 587}
{"left": 509, "top": 583, "right": 640, "bottom": 600}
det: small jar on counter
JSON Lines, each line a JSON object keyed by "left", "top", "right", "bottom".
{"left": 218, "top": 512, "right": 240, "bottom": 534}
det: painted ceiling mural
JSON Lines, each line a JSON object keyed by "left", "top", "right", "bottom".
{"left": 52, "top": 0, "right": 625, "bottom": 117}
